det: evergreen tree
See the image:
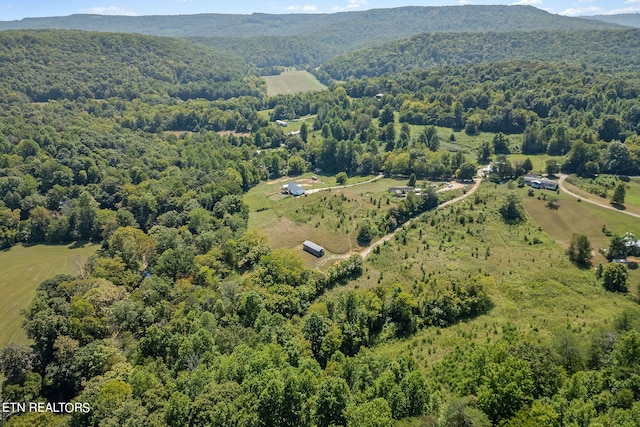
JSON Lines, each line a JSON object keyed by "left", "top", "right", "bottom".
{"left": 612, "top": 182, "right": 626, "bottom": 206}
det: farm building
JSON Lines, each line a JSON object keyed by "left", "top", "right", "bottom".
{"left": 388, "top": 186, "right": 415, "bottom": 197}
{"left": 524, "top": 174, "right": 558, "bottom": 191}
{"left": 276, "top": 120, "right": 288, "bottom": 127}
{"left": 303, "top": 240, "right": 325, "bottom": 257}
{"left": 282, "top": 182, "right": 305, "bottom": 196}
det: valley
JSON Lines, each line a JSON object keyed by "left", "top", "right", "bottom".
{"left": 1, "top": 5, "right": 640, "bottom": 426}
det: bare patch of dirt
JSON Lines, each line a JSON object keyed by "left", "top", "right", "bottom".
{"left": 295, "top": 178, "right": 324, "bottom": 187}
{"left": 267, "top": 177, "right": 291, "bottom": 185}
{"left": 163, "top": 131, "right": 194, "bottom": 136}
{"left": 218, "top": 130, "right": 251, "bottom": 137}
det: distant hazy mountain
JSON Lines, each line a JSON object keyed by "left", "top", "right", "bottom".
{"left": 0, "top": 6, "right": 621, "bottom": 39}
{"left": 583, "top": 13, "right": 640, "bottom": 28}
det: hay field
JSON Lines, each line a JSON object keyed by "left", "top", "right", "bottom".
{"left": 0, "top": 243, "right": 98, "bottom": 346}
{"left": 262, "top": 70, "right": 327, "bottom": 96}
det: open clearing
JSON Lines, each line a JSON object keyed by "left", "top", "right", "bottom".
{"left": 336, "top": 181, "right": 640, "bottom": 370}
{"left": 262, "top": 70, "right": 327, "bottom": 96}
{"left": 524, "top": 187, "right": 640, "bottom": 258}
{"left": 525, "top": 184, "right": 640, "bottom": 287}
{"left": 0, "top": 243, "right": 98, "bottom": 346}
{"left": 247, "top": 177, "right": 396, "bottom": 264}
{"left": 247, "top": 174, "right": 469, "bottom": 270}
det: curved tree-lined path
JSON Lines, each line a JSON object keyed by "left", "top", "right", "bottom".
{"left": 558, "top": 174, "right": 640, "bottom": 220}
{"left": 317, "top": 172, "right": 483, "bottom": 268}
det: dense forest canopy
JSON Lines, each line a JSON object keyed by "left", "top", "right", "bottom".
{"left": 0, "top": 6, "right": 620, "bottom": 37}
{"left": 0, "top": 30, "right": 261, "bottom": 103}
{"left": 316, "top": 28, "right": 640, "bottom": 82}
{"left": 0, "top": 6, "right": 624, "bottom": 71}
{"left": 2, "top": 6, "right": 640, "bottom": 426}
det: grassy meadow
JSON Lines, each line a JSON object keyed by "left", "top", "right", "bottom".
{"left": 565, "top": 174, "right": 640, "bottom": 216}
{"left": 262, "top": 70, "right": 327, "bottom": 96}
{"left": 0, "top": 243, "right": 98, "bottom": 346}
{"left": 314, "top": 181, "right": 640, "bottom": 374}
{"left": 247, "top": 175, "right": 399, "bottom": 265}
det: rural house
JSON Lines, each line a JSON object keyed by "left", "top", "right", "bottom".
{"left": 282, "top": 182, "right": 305, "bottom": 196}
{"left": 524, "top": 174, "right": 558, "bottom": 191}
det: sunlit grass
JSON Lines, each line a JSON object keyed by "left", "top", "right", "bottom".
{"left": 0, "top": 243, "right": 99, "bottom": 346}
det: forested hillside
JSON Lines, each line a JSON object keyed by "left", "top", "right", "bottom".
{"left": 0, "top": 6, "right": 623, "bottom": 69}
{"left": 2, "top": 9, "right": 640, "bottom": 427}
{"left": 0, "top": 6, "right": 619, "bottom": 37}
{"left": 0, "top": 30, "right": 261, "bottom": 103}
{"left": 317, "top": 28, "right": 640, "bottom": 82}
{"left": 586, "top": 13, "right": 640, "bottom": 27}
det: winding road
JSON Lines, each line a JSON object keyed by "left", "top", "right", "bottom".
{"left": 558, "top": 174, "right": 640, "bottom": 220}
{"left": 317, "top": 172, "right": 483, "bottom": 268}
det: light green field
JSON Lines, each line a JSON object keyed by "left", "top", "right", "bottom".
{"left": 248, "top": 178, "right": 391, "bottom": 248}
{"left": 563, "top": 177, "right": 640, "bottom": 216}
{"left": 626, "top": 177, "right": 640, "bottom": 208}
{"left": 525, "top": 185, "right": 640, "bottom": 258}
{"left": 334, "top": 181, "right": 640, "bottom": 370}
{"left": 262, "top": 70, "right": 327, "bottom": 96}
{"left": 247, "top": 175, "right": 422, "bottom": 268}
{"left": 0, "top": 243, "right": 98, "bottom": 346}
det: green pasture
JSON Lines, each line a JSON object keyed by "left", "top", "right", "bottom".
{"left": 0, "top": 243, "right": 98, "bottom": 346}
{"left": 626, "top": 177, "right": 640, "bottom": 208}
{"left": 565, "top": 175, "right": 640, "bottom": 216}
{"left": 247, "top": 175, "right": 425, "bottom": 263}
{"left": 262, "top": 70, "right": 327, "bottom": 96}
{"left": 525, "top": 182, "right": 640, "bottom": 291}
{"left": 323, "top": 181, "right": 639, "bottom": 370}
{"left": 245, "top": 176, "right": 406, "bottom": 254}
{"left": 526, "top": 184, "right": 640, "bottom": 253}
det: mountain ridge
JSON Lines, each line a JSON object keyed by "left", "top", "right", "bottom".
{"left": 0, "top": 5, "right": 623, "bottom": 38}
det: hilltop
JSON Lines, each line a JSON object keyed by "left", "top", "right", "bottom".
{"left": 316, "top": 28, "right": 640, "bottom": 81}
{"left": 0, "top": 6, "right": 620, "bottom": 37}
{"left": 0, "top": 6, "right": 624, "bottom": 69}
{"left": 585, "top": 13, "right": 640, "bottom": 27}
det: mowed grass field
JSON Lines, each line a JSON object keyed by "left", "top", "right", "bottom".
{"left": 525, "top": 183, "right": 640, "bottom": 289}
{"left": 247, "top": 175, "right": 419, "bottom": 268}
{"left": 0, "top": 243, "right": 98, "bottom": 346}
{"left": 525, "top": 185, "right": 640, "bottom": 255}
{"left": 564, "top": 175, "right": 640, "bottom": 216}
{"left": 262, "top": 70, "right": 327, "bottom": 96}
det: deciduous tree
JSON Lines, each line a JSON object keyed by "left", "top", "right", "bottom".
{"left": 602, "top": 262, "right": 629, "bottom": 292}
{"left": 567, "top": 233, "right": 592, "bottom": 268}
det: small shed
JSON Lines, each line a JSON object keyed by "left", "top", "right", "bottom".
{"left": 303, "top": 240, "right": 325, "bottom": 257}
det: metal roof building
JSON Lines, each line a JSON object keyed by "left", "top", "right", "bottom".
{"left": 303, "top": 240, "right": 325, "bottom": 257}
{"left": 282, "top": 182, "right": 306, "bottom": 196}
